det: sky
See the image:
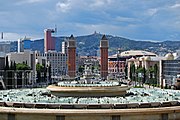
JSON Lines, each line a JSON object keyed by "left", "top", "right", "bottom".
{"left": 0, "top": 0, "right": 180, "bottom": 41}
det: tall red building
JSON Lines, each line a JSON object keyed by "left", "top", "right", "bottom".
{"left": 67, "top": 35, "right": 76, "bottom": 78}
{"left": 44, "top": 29, "right": 55, "bottom": 52}
{"left": 100, "top": 35, "right": 108, "bottom": 79}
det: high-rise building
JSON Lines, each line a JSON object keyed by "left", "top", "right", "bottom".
{"left": 43, "top": 51, "right": 67, "bottom": 77}
{"left": 44, "top": 29, "right": 55, "bottom": 52}
{"left": 24, "top": 39, "right": 31, "bottom": 50}
{"left": 100, "top": 35, "right": 108, "bottom": 79}
{"left": 67, "top": 35, "right": 76, "bottom": 78}
{"left": 18, "top": 37, "right": 31, "bottom": 53}
{"left": 62, "top": 39, "right": 68, "bottom": 54}
{"left": 0, "top": 42, "right": 10, "bottom": 53}
{"left": 0, "top": 53, "right": 5, "bottom": 70}
{"left": 18, "top": 39, "right": 24, "bottom": 53}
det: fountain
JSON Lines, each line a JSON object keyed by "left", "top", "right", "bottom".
{"left": 1, "top": 76, "right": 180, "bottom": 120}
{"left": 47, "top": 62, "right": 130, "bottom": 97}
{"left": 82, "top": 62, "right": 95, "bottom": 84}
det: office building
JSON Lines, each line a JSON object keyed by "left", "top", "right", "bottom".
{"left": 62, "top": 39, "right": 68, "bottom": 54}
{"left": 43, "top": 51, "right": 67, "bottom": 77}
{"left": 0, "top": 42, "right": 11, "bottom": 53}
{"left": 44, "top": 29, "right": 55, "bottom": 52}
{"left": 6, "top": 50, "right": 36, "bottom": 88}
{"left": 160, "top": 53, "right": 180, "bottom": 88}
{"left": 18, "top": 37, "right": 31, "bottom": 53}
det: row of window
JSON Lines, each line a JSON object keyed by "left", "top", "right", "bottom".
{"left": 109, "top": 69, "right": 124, "bottom": 72}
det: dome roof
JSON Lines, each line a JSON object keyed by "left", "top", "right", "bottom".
{"left": 139, "top": 56, "right": 146, "bottom": 61}
{"left": 165, "top": 53, "right": 174, "bottom": 60}
{"left": 120, "top": 50, "right": 157, "bottom": 57}
{"left": 145, "top": 56, "right": 151, "bottom": 61}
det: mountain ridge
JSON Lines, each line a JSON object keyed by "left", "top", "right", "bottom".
{"left": 9, "top": 33, "right": 180, "bottom": 56}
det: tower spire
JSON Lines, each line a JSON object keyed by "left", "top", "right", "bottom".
{"left": 67, "top": 34, "right": 76, "bottom": 78}
{"left": 100, "top": 35, "right": 108, "bottom": 79}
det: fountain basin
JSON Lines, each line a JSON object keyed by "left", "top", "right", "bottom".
{"left": 47, "top": 84, "right": 130, "bottom": 97}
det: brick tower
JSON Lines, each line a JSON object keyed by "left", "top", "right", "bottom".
{"left": 100, "top": 35, "right": 108, "bottom": 79}
{"left": 67, "top": 35, "right": 76, "bottom": 78}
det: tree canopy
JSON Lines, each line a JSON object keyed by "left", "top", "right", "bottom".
{"left": 16, "top": 63, "right": 31, "bottom": 70}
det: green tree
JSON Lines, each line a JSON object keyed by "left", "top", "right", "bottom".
{"left": 147, "top": 66, "right": 154, "bottom": 87}
{"left": 136, "top": 67, "right": 143, "bottom": 87}
{"left": 92, "top": 66, "right": 95, "bottom": 73}
{"left": 154, "top": 64, "right": 158, "bottom": 87}
{"left": 16, "top": 63, "right": 31, "bottom": 70}
{"left": 130, "top": 63, "right": 136, "bottom": 85}
{"left": 16, "top": 62, "right": 31, "bottom": 88}
{"left": 78, "top": 66, "right": 84, "bottom": 73}
{"left": 136, "top": 66, "right": 146, "bottom": 87}
{"left": 142, "top": 67, "right": 146, "bottom": 84}
{"left": 36, "top": 63, "right": 44, "bottom": 72}
{"left": 36, "top": 63, "right": 45, "bottom": 83}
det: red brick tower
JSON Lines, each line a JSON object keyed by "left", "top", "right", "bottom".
{"left": 67, "top": 35, "right": 76, "bottom": 78}
{"left": 100, "top": 35, "right": 108, "bottom": 79}
{"left": 44, "top": 29, "right": 55, "bottom": 52}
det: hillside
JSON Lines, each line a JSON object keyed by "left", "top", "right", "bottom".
{"left": 9, "top": 33, "right": 180, "bottom": 56}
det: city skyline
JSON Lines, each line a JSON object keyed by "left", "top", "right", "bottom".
{"left": 0, "top": 0, "right": 180, "bottom": 41}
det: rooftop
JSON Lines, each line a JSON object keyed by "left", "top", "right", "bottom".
{"left": 120, "top": 50, "right": 157, "bottom": 57}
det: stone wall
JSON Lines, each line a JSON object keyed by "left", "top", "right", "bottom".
{"left": 0, "top": 106, "right": 180, "bottom": 120}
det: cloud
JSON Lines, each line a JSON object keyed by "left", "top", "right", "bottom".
{"left": 115, "top": 16, "right": 140, "bottom": 23}
{"left": 90, "top": 0, "right": 111, "bottom": 8}
{"left": 25, "top": 0, "right": 46, "bottom": 3}
{"left": 16, "top": 0, "right": 47, "bottom": 5}
{"left": 0, "top": 33, "right": 26, "bottom": 41}
{"left": 1, "top": 0, "right": 180, "bottom": 41}
{"left": 56, "top": 0, "right": 71, "bottom": 13}
{"left": 147, "top": 8, "right": 158, "bottom": 16}
{"left": 171, "top": 3, "right": 180, "bottom": 8}
{"left": 55, "top": 22, "right": 120, "bottom": 36}
{"left": 55, "top": 0, "right": 113, "bottom": 13}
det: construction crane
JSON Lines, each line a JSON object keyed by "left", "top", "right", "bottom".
{"left": 50, "top": 25, "right": 57, "bottom": 34}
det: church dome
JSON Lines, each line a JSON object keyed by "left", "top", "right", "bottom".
{"left": 165, "top": 53, "right": 174, "bottom": 60}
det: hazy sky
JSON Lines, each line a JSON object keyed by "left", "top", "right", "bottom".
{"left": 0, "top": 0, "right": 180, "bottom": 41}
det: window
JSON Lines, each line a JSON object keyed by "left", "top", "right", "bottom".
{"left": 8, "top": 114, "right": 15, "bottom": 120}
{"left": 112, "top": 115, "right": 120, "bottom": 120}
{"left": 162, "top": 113, "right": 168, "bottom": 120}
{"left": 56, "top": 115, "right": 65, "bottom": 120}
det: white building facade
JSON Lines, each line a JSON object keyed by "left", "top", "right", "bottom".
{"left": 6, "top": 50, "right": 36, "bottom": 87}
{"left": 43, "top": 51, "right": 67, "bottom": 77}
